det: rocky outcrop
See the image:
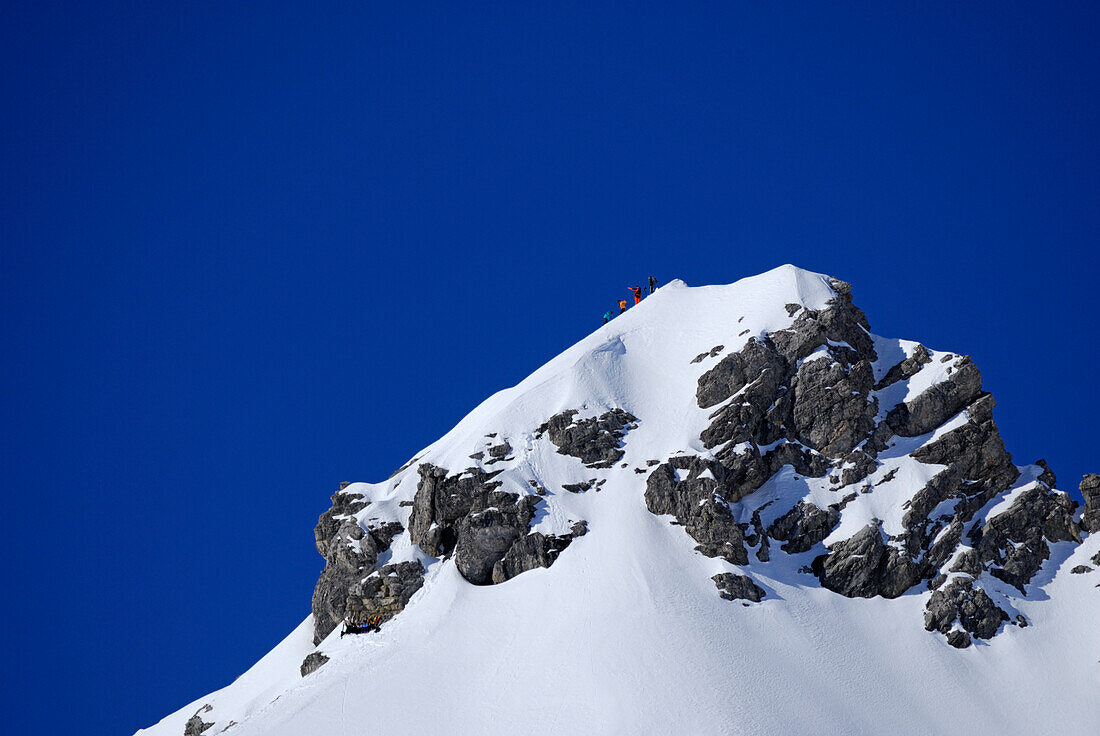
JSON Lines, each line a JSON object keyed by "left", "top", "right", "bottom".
{"left": 712, "top": 572, "right": 766, "bottom": 602}
{"left": 183, "top": 705, "right": 213, "bottom": 736}
{"left": 971, "top": 485, "right": 1079, "bottom": 592}
{"left": 767, "top": 501, "right": 840, "bottom": 554}
{"left": 885, "top": 358, "right": 983, "bottom": 437}
{"left": 310, "top": 483, "right": 415, "bottom": 643}
{"left": 300, "top": 652, "right": 329, "bottom": 677}
{"left": 644, "top": 457, "right": 750, "bottom": 564}
{"left": 344, "top": 561, "right": 425, "bottom": 623}
{"left": 812, "top": 524, "right": 922, "bottom": 598}
{"left": 874, "top": 344, "right": 931, "bottom": 390}
{"left": 1080, "top": 474, "right": 1100, "bottom": 533}
{"left": 536, "top": 409, "right": 638, "bottom": 468}
{"left": 409, "top": 463, "right": 580, "bottom": 586}
{"left": 491, "top": 527, "right": 585, "bottom": 583}
{"left": 924, "top": 578, "right": 1008, "bottom": 648}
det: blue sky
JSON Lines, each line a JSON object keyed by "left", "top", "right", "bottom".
{"left": 2, "top": 2, "right": 1097, "bottom": 734}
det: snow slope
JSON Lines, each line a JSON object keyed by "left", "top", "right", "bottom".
{"left": 138, "top": 266, "right": 1100, "bottom": 736}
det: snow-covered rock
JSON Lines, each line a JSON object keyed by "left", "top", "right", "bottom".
{"left": 137, "top": 265, "right": 1100, "bottom": 736}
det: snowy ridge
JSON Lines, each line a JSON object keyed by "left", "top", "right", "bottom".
{"left": 138, "top": 266, "right": 1100, "bottom": 736}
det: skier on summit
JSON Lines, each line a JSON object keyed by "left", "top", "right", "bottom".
{"left": 648, "top": 276, "right": 657, "bottom": 293}
{"left": 603, "top": 310, "right": 613, "bottom": 324}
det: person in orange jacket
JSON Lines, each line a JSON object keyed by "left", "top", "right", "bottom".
{"left": 619, "top": 299, "right": 628, "bottom": 313}
{"left": 629, "top": 285, "right": 642, "bottom": 305}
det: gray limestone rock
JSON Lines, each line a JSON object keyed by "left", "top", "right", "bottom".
{"left": 885, "top": 358, "right": 983, "bottom": 437}
{"left": 311, "top": 516, "right": 379, "bottom": 644}
{"left": 812, "top": 523, "right": 923, "bottom": 598}
{"left": 1080, "top": 474, "right": 1100, "bottom": 533}
{"left": 971, "top": 485, "right": 1080, "bottom": 592}
{"left": 712, "top": 572, "right": 766, "bottom": 602}
{"left": 300, "top": 652, "right": 329, "bottom": 677}
{"left": 536, "top": 409, "right": 638, "bottom": 468}
{"left": 644, "top": 458, "right": 749, "bottom": 565}
{"left": 491, "top": 529, "right": 582, "bottom": 583}
{"left": 924, "top": 578, "right": 1008, "bottom": 645}
{"left": 767, "top": 501, "right": 840, "bottom": 554}
{"left": 455, "top": 495, "right": 540, "bottom": 585}
{"left": 344, "top": 561, "right": 425, "bottom": 624}
{"left": 874, "top": 344, "right": 931, "bottom": 391}
{"left": 790, "top": 356, "right": 876, "bottom": 457}
{"left": 184, "top": 706, "right": 213, "bottom": 736}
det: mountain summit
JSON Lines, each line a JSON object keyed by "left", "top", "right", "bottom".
{"left": 140, "top": 265, "right": 1100, "bottom": 736}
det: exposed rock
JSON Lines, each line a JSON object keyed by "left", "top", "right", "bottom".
{"left": 1093, "top": 550, "right": 1100, "bottom": 566}
{"left": 885, "top": 358, "right": 983, "bottom": 437}
{"left": 645, "top": 458, "right": 749, "bottom": 564}
{"left": 874, "top": 344, "right": 931, "bottom": 390}
{"left": 790, "top": 355, "right": 876, "bottom": 457}
{"left": 695, "top": 337, "right": 785, "bottom": 410}
{"left": 1080, "top": 474, "right": 1100, "bottom": 533}
{"left": 455, "top": 495, "right": 540, "bottom": 584}
{"left": 971, "top": 485, "right": 1079, "bottom": 592}
{"left": 840, "top": 450, "right": 878, "bottom": 487}
{"left": 409, "top": 463, "right": 581, "bottom": 587}
{"left": 945, "top": 630, "right": 971, "bottom": 649}
{"left": 924, "top": 578, "right": 1008, "bottom": 645}
{"left": 767, "top": 501, "right": 840, "bottom": 554}
{"left": 491, "top": 529, "right": 583, "bottom": 583}
{"left": 409, "top": 464, "right": 503, "bottom": 557}
{"left": 812, "top": 524, "right": 922, "bottom": 598}
{"left": 785, "top": 303, "right": 802, "bottom": 316}
{"left": 536, "top": 409, "right": 638, "bottom": 468}
{"left": 712, "top": 572, "right": 766, "bottom": 602}
{"left": 1035, "top": 459, "right": 1056, "bottom": 487}
{"left": 184, "top": 705, "right": 213, "bottom": 736}
{"left": 312, "top": 515, "right": 379, "bottom": 643}
{"left": 344, "top": 561, "right": 425, "bottom": 624}
{"left": 562, "top": 480, "right": 595, "bottom": 493}
{"left": 300, "top": 652, "right": 329, "bottom": 677}
{"left": 1070, "top": 565, "right": 1093, "bottom": 574}
{"left": 314, "top": 486, "right": 368, "bottom": 559}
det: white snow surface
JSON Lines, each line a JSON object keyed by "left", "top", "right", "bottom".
{"left": 137, "top": 266, "right": 1100, "bottom": 736}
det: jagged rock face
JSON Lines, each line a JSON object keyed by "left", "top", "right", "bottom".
{"left": 1080, "top": 474, "right": 1100, "bottom": 533}
{"left": 924, "top": 578, "right": 1008, "bottom": 647}
{"left": 345, "top": 561, "right": 425, "bottom": 622}
{"left": 183, "top": 706, "right": 213, "bottom": 736}
{"left": 883, "top": 358, "right": 983, "bottom": 438}
{"left": 311, "top": 485, "right": 416, "bottom": 644}
{"left": 300, "top": 652, "right": 329, "bottom": 677}
{"left": 767, "top": 501, "right": 840, "bottom": 554}
{"left": 813, "top": 524, "right": 922, "bottom": 599}
{"left": 409, "top": 463, "right": 584, "bottom": 586}
{"left": 536, "top": 409, "right": 638, "bottom": 468}
{"left": 644, "top": 277, "right": 1086, "bottom": 647}
{"left": 971, "top": 486, "right": 1079, "bottom": 592}
{"left": 645, "top": 456, "right": 755, "bottom": 564}
{"left": 712, "top": 572, "right": 766, "bottom": 602}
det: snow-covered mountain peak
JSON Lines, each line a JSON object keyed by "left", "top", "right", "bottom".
{"left": 140, "top": 266, "right": 1100, "bottom": 736}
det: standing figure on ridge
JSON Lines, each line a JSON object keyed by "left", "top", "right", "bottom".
{"left": 629, "top": 285, "right": 642, "bottom": 305}
{"left": 603, "top": 310, "right": 613, "bottom": 324}
{"left": 648, "top": 276, "right": 657, "bottom": 293}
{"left": 619, "top": 299, "right": 628, "bottom": 314}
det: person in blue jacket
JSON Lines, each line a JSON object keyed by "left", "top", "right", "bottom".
{"left": 603, "top": 310, "right": 613, "bottom": 324}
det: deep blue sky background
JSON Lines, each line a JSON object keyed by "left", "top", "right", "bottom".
{"left": 2, "top": 2, "right": 1097, "bottom": 734}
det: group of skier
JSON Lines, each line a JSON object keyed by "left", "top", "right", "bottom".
{"left": 603, "top": 276, "right": 658, "bottom": 324}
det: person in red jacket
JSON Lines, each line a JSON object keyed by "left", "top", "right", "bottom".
{"left": 629, "top": 285, "right": 642, "bottom": 305}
